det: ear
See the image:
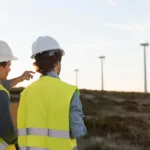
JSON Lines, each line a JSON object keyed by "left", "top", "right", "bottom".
{"left": 58, "top": 61, "right": 61, "bottom": 67}
{"left": 56, "top": 61, "right": 60, "bottom": 66}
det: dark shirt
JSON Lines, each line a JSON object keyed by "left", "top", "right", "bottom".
{"left": 0, "top": 84, "right": 17, "bottom": 144}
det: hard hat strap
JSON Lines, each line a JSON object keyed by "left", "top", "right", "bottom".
{"left": 35, "top": 49, "right": 62, "bottom": 57}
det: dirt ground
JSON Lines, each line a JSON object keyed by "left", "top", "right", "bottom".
{"left": 10, "top": 88, "right": 150, "bottom": 150}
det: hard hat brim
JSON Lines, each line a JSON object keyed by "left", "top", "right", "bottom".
{"left": 0, "top": 56, "right": 18, "bottom": 62}
{"left": 31, "top": 49, "right": 65, "bottom": 59}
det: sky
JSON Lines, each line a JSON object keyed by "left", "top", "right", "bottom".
{"left": 0, "top": 0, "right": 150, "bottom": 92}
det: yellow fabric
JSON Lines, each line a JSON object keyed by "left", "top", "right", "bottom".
{"left": 0, "top": 84, "right": 10, "bottom": 97}
{"left": 0, "top": 85, "right": 16, "bottom": 150}
{"left": 5, "top": 145, "right": 16, "bottom": 150}
{"left": 18, "top": 76, "right": 77, "bottom": 150}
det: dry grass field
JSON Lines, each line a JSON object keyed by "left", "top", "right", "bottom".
{"left": 10, "top": 88, "right": 150, "bottom": 150}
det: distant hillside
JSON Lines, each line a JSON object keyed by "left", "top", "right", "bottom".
{"left": 10, "top": 88, "right": 150, "bottom": 150}
{"left": 10, "top": 87, "right": 24, "bottom": 102}
{"left": 10, "top": 87, "right": 24, "bottom": 94}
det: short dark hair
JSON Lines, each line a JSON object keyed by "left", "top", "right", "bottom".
{"left": 0, "top": 61, "right": 8, "bottom": 67}
{"left": 33, "top": 50, "right": 62, "bottom": 75}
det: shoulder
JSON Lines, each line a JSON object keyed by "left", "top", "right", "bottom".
{"left": 0, "top": 90, "right": 9, "bottom": 95}
{"left": 60, "top": 80, "right": 77, "bottom": 89}
{"left": 20, "top": 79, "right": 40, "bottom": 95}
{"left": 71, "top": 89, "right": 80, "bottom": 104}
{"left": 0, "top": 80, "right": 11, "bottom": 91}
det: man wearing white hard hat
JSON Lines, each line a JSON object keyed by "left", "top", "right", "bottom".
{"left": 0, "top": 40, "right": 34, "bottom": 150}
{"left": 17, "top": 36, "right": 87, "bottom": 150}
{"left": 0, "top": 40, "right": 18, "bottom": 150}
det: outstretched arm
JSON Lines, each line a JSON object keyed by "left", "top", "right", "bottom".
{"left": 1, "top": 71, "right": 35, "bottom": 90}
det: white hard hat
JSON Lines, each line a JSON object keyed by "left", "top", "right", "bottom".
{"left": 31, "top": 36, "right": 65, "bottom": 59}
{"left": 0, "top": 40, "right": 17, "bottom": 62}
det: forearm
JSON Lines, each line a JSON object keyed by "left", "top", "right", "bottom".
{"left": 70, "top": 90, "right": 87, "bottom": 138}
{"left": 9, "top": 71, "right": 34, "bottom": 89}
{"left": 70, "top": 111, "right": 87, "bottom": 138}
{"left": 9, "top": 76, "right": 22, "bottom": 89}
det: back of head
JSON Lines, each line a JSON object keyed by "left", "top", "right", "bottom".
{"left": 34, "top": 50, "right": 63, "bottom": 75}
{"left": 32, "top": 36, "right": 65, "bottom": 75}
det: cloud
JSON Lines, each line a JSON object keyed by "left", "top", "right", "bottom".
{"left": 104, "top": 23, "right": 145, "bottom": 32}
{"left": 105, "top": 23, "right": 133, "bottom": 31}
{"left": 105, "top": 0, "right": 117, "bottom": 7}
{"left": 132, "top": 23, "right": 145, "bottom": 31}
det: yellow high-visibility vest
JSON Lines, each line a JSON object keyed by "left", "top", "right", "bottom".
{"left": 17, "top": 76, "right": 78, "bottom": 150}
{"left": 0, "top": 84, "right": 16, "bottom": 150}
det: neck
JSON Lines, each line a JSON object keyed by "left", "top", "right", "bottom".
{"left": 52, "top": 67, "right": 59, "bottom": 75}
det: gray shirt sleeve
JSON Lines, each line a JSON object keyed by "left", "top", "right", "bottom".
{"left": 70, "top": 90, "right": 87, "bottom": 138}
{"left": 1, "top": 80, "right": 11, "bottom": 91}
{"left": 0, "top": 91, "right": 17, "bottom": 144}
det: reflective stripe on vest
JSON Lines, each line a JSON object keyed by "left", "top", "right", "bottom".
{"left": 18, "top": 128, "right": 70, "bottom": 138}
{"left": 0, "top": 141, "right": 8, "bottom": 149}
{"left": 19, "top": 147, "right": 48, "bottom": 150}
{"left": 73, "top": 146, "right": 77, "bottom": 150}
{"left": 19, "top": 146, "right": 77, "bottom": 150}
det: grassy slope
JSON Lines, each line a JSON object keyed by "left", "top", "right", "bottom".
{"left": 10, "top": 88, "right": 150, "bottom": 150}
